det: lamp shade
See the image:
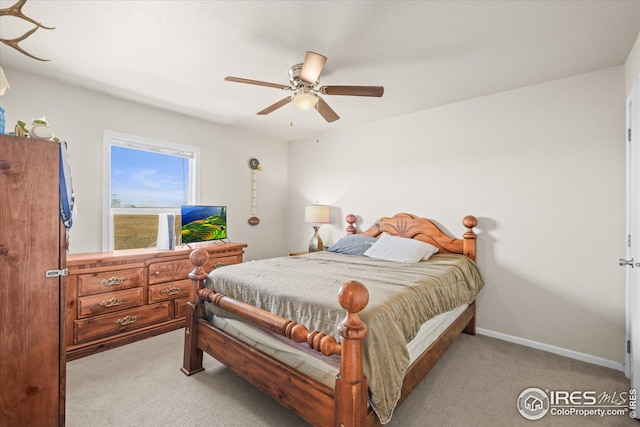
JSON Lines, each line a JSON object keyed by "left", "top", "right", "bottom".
{"left": 305, "top": 205, "right": 330, "bottom": 224}
{"left": 300, "top": 51, "right": 327, "bottom": 84}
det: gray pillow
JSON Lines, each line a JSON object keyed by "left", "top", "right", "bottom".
{"left": 326, "top": 234, "right": 378, "bottom": 256}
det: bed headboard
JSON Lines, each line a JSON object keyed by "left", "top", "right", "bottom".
{"left": 345, "top": 213, "right": 477, "bottom": 261}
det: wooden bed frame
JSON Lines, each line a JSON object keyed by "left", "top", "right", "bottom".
{"left": 181, "top": 213, "right": 479, "bottom": 427}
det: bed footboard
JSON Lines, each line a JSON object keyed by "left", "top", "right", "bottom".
{"left": 181, "top": 248, "right": 371, "bottom": 427}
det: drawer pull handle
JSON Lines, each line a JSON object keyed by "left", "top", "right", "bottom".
{"left": 214, "top": 262, "right": 228, "bottom": 269}
{"left": 100, "top": 276, "right": 127, "bottom": 286}
{"left": 100, "top": 297, "right": 126, "bottom": 307}
{"left": 114, "top": 315, "right": 138, "bottom": 326}
{"left": 162, "top": 287, "right": 183, "bottom": 296}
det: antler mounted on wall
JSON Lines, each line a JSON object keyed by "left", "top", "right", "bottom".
{"left": 0, "top": 0, "right": 54, "bottom": 61}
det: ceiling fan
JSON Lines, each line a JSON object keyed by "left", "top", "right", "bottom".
{"left": 225, "top": 51, "right": 384, "bottom": 123}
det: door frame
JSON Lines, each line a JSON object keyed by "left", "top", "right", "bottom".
{"left": 625, "top": 75, "right": 640, "bottom": 387}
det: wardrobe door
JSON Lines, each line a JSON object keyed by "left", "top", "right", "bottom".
{"left": 0, "top": 135, "right": 65, "bottom": 426}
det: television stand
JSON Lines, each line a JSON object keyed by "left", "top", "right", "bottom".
{"left": 65, "top": 242, "right": 246, "bottom": 360}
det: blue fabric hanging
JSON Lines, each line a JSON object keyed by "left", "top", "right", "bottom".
{"left": 59, "top": 141, "right": 75, "bottom": 229}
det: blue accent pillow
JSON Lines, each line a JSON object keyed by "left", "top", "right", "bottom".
{"left": 327, "top": 234, "right": 378, "bottom": 256}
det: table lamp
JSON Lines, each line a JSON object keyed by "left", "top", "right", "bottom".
{"left": 305, "top": 205, "right": 330, "bottom": 252}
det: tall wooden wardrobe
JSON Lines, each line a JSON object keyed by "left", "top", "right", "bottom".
{"left": 0, "top": 134, "right": 66, "bottom": 426}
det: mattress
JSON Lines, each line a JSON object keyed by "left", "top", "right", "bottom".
{"left": 209, "top": 303, "right": 468, "bottom": 389}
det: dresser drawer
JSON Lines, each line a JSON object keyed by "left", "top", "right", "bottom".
{"left": 77, "top": 288, "right": 144, "bottom": 318}
{"left": 74, "top": 303, "right": 171, "bottom": 344}
{"left": 205, "top": 255, "right": 241, "bottom": 271}
{"left": 149, "top": 279, "right": 190, "bottom": 303}
{"left": 148, "top": 259, "right": 193, "bottom": 285}
{"left": 174, "top": 297, "right": 189, "bottom": 319}
{"left": 77, "top": 268, "right": 144, "bottom": 296}
{"left": 148, "top": 255, "right": 239, "bottom": 285}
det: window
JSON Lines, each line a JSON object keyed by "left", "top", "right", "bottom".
{"left": 103, "top": 131, "right": 199, "bottom": 251}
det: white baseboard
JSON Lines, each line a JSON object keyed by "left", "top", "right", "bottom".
{"left": 476, "top": 328, "right": 624, "bottom": 372}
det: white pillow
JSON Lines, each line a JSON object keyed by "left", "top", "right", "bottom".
{"left": 363, "top": 232, "right": 439, "bottom": 263}
{"left": 421, "top": 242, "right": 440, "bottom": 261}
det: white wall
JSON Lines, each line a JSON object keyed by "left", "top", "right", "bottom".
{"left": 1, "top": 68, "right": 289, "bottom": 261}
{"left": 288, "top": 66, "right": 626, "bottom": 364}
{"left": 2, "top": 64, "right": 628, "bottom": 365}
{"left": 626, "top": 32, "right": 640, "bottom": 93}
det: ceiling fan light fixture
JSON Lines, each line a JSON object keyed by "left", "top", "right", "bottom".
{"left": 292, "top": 89, "right": 318, "bottom": 110}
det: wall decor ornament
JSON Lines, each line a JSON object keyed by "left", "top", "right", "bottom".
{"left": 248, "top": 158, "right": 261, "bottom": 226}
{"left": 0, "top": 0, "right": 55, "bottom": 61}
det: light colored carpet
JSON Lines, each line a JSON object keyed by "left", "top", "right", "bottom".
{"left": 66, "top": 329, "right": 636, "bottom": 426}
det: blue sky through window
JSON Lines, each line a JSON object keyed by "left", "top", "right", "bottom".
{"left": 111, "top": 145, "right": 189, "bottom": 208}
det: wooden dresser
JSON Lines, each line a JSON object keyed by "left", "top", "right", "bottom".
{"left": 0, "top": 135, "right": 66, "bottom": 426}
{"left": 65, "top": 242, "right": 246, "bottom": 360}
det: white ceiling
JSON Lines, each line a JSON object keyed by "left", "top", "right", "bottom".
{"left": 1, "top": 1, "right": 639, "bottom": 141}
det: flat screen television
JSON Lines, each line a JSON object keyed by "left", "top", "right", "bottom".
{"left": 180, "top": 205, "right": 227, "bottom": 244}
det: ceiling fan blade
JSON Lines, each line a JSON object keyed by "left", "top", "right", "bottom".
{"left": 316, "top": 97, "right": 340, "bottom": 123}
{"left": 300, "top": 51, "right": 327, "bottom": 84}
{"left": 320, "top": 85, "right": 384, "bottom": 97}
{"left": 257, "top": 97, "right": 292, "bottom": 115}
{"left": 225, "top": 76, "right": 290, "bottom": 90}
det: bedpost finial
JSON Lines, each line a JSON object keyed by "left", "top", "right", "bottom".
{"left": 190, "top": 248, "right": 210, "bottom": 267}
{"left": 338, "top": 280, "right": 369, "bottom": 313}
{"left": 463, "top": 215, "right": 477, "bottom": 229}
{"left": 463, "top": 215, "right": 478, "bottom": 239}
{"left": 462, "top": 216, "right": 477, "bottom": 257}
{"left": 345, "top": 214, "right": 357, "bottom": 234}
